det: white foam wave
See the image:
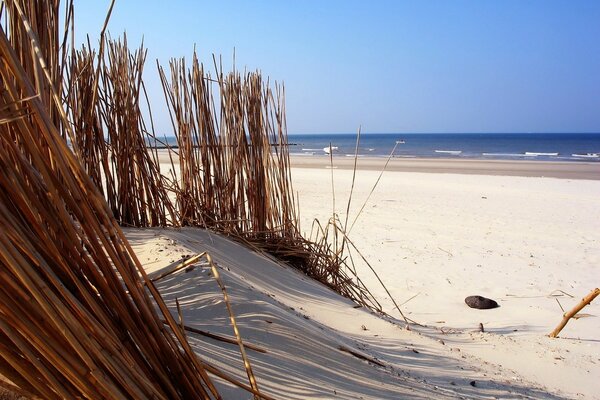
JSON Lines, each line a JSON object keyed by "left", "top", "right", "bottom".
{"left": 571, "top": 153, "right": 599, "bottom": 158}
{"left": 435, "top": 150, "right": 462, "bottom": 155}
{"left": 482, "top": 153, "right": 528, "bottom": 157}
{"left": 524, "top": 152, "right": 559, "bottom": 156}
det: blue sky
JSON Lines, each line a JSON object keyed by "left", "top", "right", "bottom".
{"left": 75, "top": 1, "right": 600, "bottom": 134}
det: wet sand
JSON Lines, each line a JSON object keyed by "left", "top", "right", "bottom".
{"left": 290, "top": 155, "right": 600, "bottom": 180}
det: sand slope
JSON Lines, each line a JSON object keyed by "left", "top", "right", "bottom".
{"left": 126, "top": 226, "right": 575, "bottom": 399}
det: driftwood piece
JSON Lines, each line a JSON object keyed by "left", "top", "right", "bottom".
{"left": 548, "top": 288, "right": 600, "bottom": 338}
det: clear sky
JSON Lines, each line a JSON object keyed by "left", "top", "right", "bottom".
{"left": 74, "top": 1, "right": 600, "bottom": 134}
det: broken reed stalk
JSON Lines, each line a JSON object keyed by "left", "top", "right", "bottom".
{"left": 548, "top": 288, "right": 600, "bottom": 338}
{"left": 149, "top": 252, "right": 207, "bottom": 282}
{"left": 338, "top": 345, "right": 385, "bottom": 367}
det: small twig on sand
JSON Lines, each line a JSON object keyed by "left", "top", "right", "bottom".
{"left": 399, "top": 292, "right": 421, "bottom": 307}
{"left": 148, "top": 252, "right": 206, "bottom": 282}
{"left": 555, "top": 298, "right": 565, "bottom": 313}
{"left": 162, "top": 321, "right": 267, "bottom": 354}
{"left": 549, "top": 289, "right": 574, "bottom": 298}
{"left": 549, "top": 288, "right": 600, "bottom": 338}
{"left": 338, "top": 345, "right": 385, "bottom": 367}
{"left": 438, "top": 247, "right": 453, "bottom": 257}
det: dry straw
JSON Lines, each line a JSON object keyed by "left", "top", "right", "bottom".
{"left": 0, "top": 0, "right": 261, "bottom": 398}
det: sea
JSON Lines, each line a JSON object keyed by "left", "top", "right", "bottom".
{"left": 153, "top": 133, "right": 600, "bottom": 162}
{"left": 286, "top": 133, "right": 600, "bottom": 162}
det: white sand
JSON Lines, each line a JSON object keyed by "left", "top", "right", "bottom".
{"left": 127, "top": 158, "right": 599, "bottom": 399}
{"left": 292, "top": 164, "right": 600, "bottom": 399}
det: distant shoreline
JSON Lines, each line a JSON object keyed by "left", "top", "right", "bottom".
{"left": 289, "top": 155, "right": 600, "bottom": 180}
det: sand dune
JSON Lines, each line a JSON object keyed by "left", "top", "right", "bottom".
{"left": 127, "top": 227, "right": 568, "bottom": 399}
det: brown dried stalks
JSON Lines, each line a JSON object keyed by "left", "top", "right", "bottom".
{"left": 99, "top": 36, "right": 176, "bottom": 227}
{"left": 0, "top": 1, "right": 260, "bottom": 398}
{"left": 158, "top": 52, "right": 383, "bottom": 310}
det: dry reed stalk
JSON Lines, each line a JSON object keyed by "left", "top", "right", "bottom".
{"left": 548, "top": 288, "right": 600, "bottom": 338}
{"left": 206, "top": 252, "right": 261, "bottom": 399}
{"left": 172, "top": 323, "right": 268, "bottom": 354}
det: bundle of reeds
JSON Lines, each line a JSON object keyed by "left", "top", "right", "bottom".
{"left": 159, "top": 54, "right": 297, "bottom": 235}
{"left": 158, "top": 53, "right": 383, "bottom": 311}
{"left": 64, "top": 35, "right": 176, "bottom": 227}
{"left": 0, "top": 1, "right": 267, "bottom": 398}
{"left": 2, "top": 0, "right": 73, "bottom": 140}
{"left": 97, "top": 36, "right": 175, "bottom": 227}
{"left": 64, "top": 45, "right": 111, "bottom": 196}
{"left": 0, "top": 37, "right": 219, "bottom": 400}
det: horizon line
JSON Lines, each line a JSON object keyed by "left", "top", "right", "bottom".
{"left": 287, "top": 131, "right": 600, "bottom": 135}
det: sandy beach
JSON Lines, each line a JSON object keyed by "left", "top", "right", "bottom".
{"left": 290, "top": 155, "right": 600, "bottom": 180}
{"left": 136, "top": 155, "right": 600, "bottom": 399}
{"left": 292, "top": 157, "right": 600, "bottom": 398}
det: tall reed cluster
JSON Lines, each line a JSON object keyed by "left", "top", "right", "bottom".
{"left": 158, "top": 54, "right": 380, "bottom": 308}
{"left": 158, "top": 55, "right": 296, "bottom": 237}
{"left": 66, "top": 37, "right": 175, "bottom": 227}
{"left": 2, "top": 0, "right": 69, "bottom": 134}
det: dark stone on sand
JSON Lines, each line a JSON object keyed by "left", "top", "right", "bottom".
{"left": 464, "top": 295, "right": 499, "bottom": 309}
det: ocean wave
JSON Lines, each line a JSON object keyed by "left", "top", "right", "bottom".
{"left": 571, "top": 153, "right": 599, "bottom": 158}
{"left": 482, "top": 152, "right": 528, "bottom": 157}
{"left": 435, "top": 150, "right": 462, "bottom": 155}
{"left": 524, "top": 152, "right": 559, "bottom": 156}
